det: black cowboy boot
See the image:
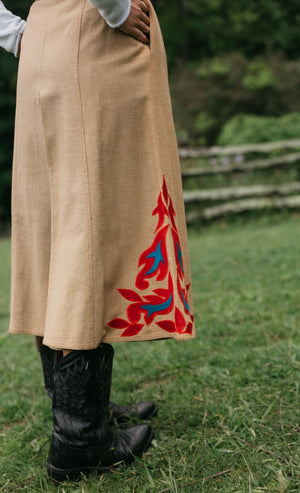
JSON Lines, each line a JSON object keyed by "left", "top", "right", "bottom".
{"left": 46, "top": 344, "right": 153, "bottom": 482}
{"left": 39, "top": 345, "right": 158, "bottom": 424}
{"left": 40, "top": 345, "right": 54, "bottom": 398}
{"left": 108, "top": 401, "right": 158, "bottom": 424}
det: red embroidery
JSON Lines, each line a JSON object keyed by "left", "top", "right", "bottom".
{"left": 136, "top": 225, "right": 169, "bottom": 290}
{"left": 108, "top": 177, "right": 193, "bottom": 337}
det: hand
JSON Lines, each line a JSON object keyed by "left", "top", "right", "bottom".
{"left": 118, "top": 0, "right": 150, "bottom": 45}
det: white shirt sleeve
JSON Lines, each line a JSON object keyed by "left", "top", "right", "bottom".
{"left": 88, "top": 0, "right": 131, "bottom": 28}
{"left": 0, "top": 1, "right": 26, "bottom": 57}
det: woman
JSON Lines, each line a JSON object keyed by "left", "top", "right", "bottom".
{"left": 0, "top": 0, "right": 195, "bottom": 482}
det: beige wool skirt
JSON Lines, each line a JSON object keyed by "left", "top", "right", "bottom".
{"left": 9, "top": 0, "right": 195, "bottom": 349}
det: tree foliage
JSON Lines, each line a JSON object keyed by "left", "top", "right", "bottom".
{"left": 171, "top": 54, "right": 300, "bottom": 145}
{"left": 155, "top": 0, "right": 300, "bottom": 66}
{"left": 217, "top": 112, "right": 300, "bottom": 146}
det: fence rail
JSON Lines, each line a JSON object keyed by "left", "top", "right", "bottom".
{"left": 186, "top": 195, "right": 300, "bottom": 223}
{"left": 181, "top": 152, "right": 300, "bottom": 178}
{"left": 183, "top": 182, "right": 300, "bottom": 203}
{"left": 181, "top": 139, "right": 300, "bottom": 223}
{"left": 179, "top": 138, "right": 300, "bottom": 159}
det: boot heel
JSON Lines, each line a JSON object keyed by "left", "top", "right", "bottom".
{"left": 46, "top": 458, "right": 94, "bottom": 482}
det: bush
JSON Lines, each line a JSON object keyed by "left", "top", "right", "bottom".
{"left": 170, "top": 54, "right": 300, "bottom": 146}
{"left": 217, "top": 112, "right": 300, "bottom": 145}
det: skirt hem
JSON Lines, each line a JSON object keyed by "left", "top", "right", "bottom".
{"left": 9, "top": 326, "right": 196, "bottom": 350}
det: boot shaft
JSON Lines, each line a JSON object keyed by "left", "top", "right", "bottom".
{"left": 40, "top": 345, "right": 55, "bottom": 398}
{"left": 52, "top": 344, "right": 114, "bottom": 445}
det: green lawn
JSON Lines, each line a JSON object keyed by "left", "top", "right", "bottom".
{"left": 0, "top": 216, "right": 299, "bottom": 492}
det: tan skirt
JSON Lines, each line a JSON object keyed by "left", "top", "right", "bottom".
{"left": 9, "top": 0, "right": 195, "bottom": 349}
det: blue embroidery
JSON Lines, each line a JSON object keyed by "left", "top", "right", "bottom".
{"left": 180, "top": 288, "right": 190, "bottom": 313}
{"left": 176, "top": 242, "right": 184, "bottom": 273}
{"left": 145, "top": 241, "right": 164, "bottom": 276}
{"left": 142, "top": 294, "right": 173, "bottom": 317}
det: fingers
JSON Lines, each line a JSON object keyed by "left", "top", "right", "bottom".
{"left": 118, "top": 0, "right": 151, "bottom": 45}
{"left": 139, "top": 10, "right": 150, "bottom": 26}
{"left": 135, "top": 2, "right": 150, "bottom": 43}
{"left": 131, "top": 26, "right": 149, "bottom": 44}
{"left": 136, "top": 18, "right": 150, "bottom": 36}
{"left": 137, "top": 25, "right": 150, "bottom": 44}
{"left": 140, "top": 0, "right": 149, "bottom": 17}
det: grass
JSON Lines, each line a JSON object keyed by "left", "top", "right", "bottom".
{"left": 0, "top": 215, "right": 299, "bottom": 492}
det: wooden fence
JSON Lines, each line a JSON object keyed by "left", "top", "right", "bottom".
{"left": 180, "top": 139, "right": 300, "bottom": 223}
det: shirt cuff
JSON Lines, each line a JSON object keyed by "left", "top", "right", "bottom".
{"left": 88, "top": 0, "right": 131, "bottom": 29}
{"left": 14, "top": 21, "right": 26, "bottom": 57}
{"left": 101, "top": 0, "right": 131, "bottom": 28}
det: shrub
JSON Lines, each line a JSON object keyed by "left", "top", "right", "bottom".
{"left": 217, "top": 112, "right": 300, "bottom": 145}
{"left": 170, "top": 54, "right": 300, "bottom": 146}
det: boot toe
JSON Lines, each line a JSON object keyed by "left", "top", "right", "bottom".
{"left": 135, "top": 401, "right": 158, "bottom": 420}
{"left": 109, "top": 401, "right": 158, "bottom": 423}
{"left": 106, "top": 423, "right": 154, "bottom": 465}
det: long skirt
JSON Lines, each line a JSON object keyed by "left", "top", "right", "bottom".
{"left": 9, "top": 0, "right": 195, "bottom": 349}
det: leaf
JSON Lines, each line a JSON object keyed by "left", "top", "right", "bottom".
{"left": 277, "top": 470, "right": 288, "bottom": 492}
{"left": 175, "top": 307, "right": 186, "bottom": 333}
{"left": 107, "top": 318, "right": 128, "bottom": 329}
{"left": 118, "top": 289, "right": 142, "bottom": 302}
{"left": 30, "top": 437, "right": 48, "bottom": 453}
{"left": 184, "top": 322, "right": 193, "bottom": 334}
{"left": 143, "top": 295, "right": 166, "bottom": 304}
{"left": 153, "top": 288, "right": 170, "bottom": 298}
{"left": 162, "top": 177, "right": 169, "bottom": 204}
{"left": 121, "top": 324, "right": 144, "bottom": 337}
{"left": 127, "top": 303, "right": 142, "bottom": 323}
{"left": 156, "top": 320, "right": 176, "bottom": 332}
{"left": 153, "top": 193, "right": 168, "bottom": 232}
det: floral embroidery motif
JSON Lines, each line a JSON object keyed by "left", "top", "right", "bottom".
{"left": 108, "top": 177, "right": 194, "bottom": 337}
